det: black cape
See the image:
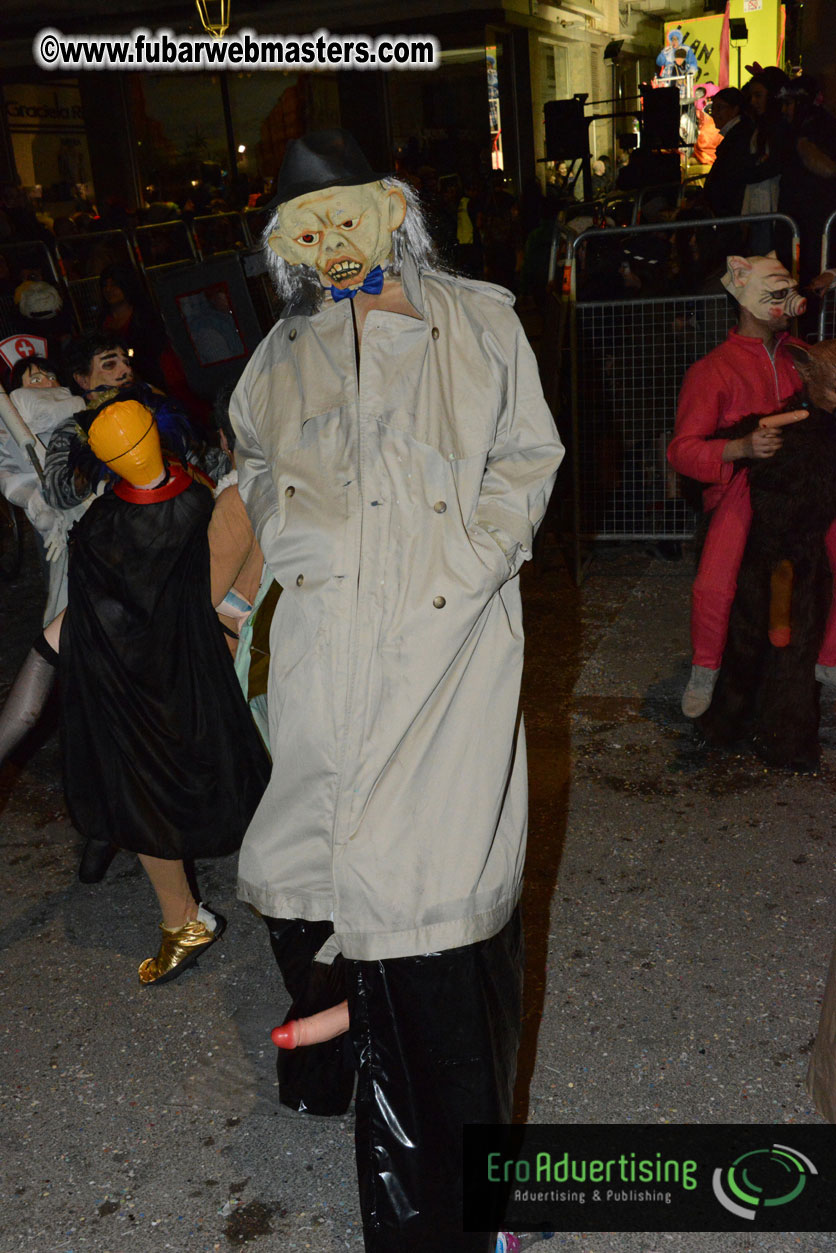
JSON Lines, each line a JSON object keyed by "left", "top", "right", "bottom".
{"left": 60, "top": 470, "right": 269, "bottom": 858}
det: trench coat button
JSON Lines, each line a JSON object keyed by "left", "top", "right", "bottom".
{"left": 285, "top": 485, "right": 295, "bottom": 497}
{"left": 433, "top": 595, "right": 446, "bottom": 608}
{"left": 431, "top": 326, "right": 440, "bottom": 340}
{"left": 289, "top": 328, "right": 297, "bottom": 341}
{"left": 296, "top": 574, "right": 304, "bottom": 587}
{"left": 433, "top": 500, "right": 447, "bottom": 513}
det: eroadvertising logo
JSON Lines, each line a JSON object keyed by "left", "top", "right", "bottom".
{"left": 712, "top": 1143, "right": 817, "bottom": 1221}
{"left": 463, "top": 1126, "right": 836, "bottom": 1233}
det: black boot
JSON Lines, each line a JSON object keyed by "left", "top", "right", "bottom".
{"left": 78, "top": 838, "right": 118, "bottom": 884}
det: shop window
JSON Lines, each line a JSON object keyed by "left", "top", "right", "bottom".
{"left": 128, "top": 72, "right": 229, "bottom": 209}
{"left": 387, "top": 46, "right": 493, "bottom": 185}
{"left": 227, "top": 71, "right": 339, "bottom": 205}
{"left": 128, "top": 70, "right": 340, "bottom": 214}
{"left": 4, "top": 79, "right": 96, "bottom": 219}
{"left": 542, "top": 43, "right": 570, "bottom": 106}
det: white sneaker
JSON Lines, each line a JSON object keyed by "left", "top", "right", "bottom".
{"left": 816, "top": 664, "right": 836, "bottom": 687}
{"left": 681, "top": 664, "right": 720, "bottom": 718}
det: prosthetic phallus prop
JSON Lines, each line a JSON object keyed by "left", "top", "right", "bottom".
{"left": 271, "top": 999, "right": 349, "bottom": 1049}
{"left": 756, "top": 409, "right": 811, "bottom": 649}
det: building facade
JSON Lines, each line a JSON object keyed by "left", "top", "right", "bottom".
{"left": 0, "top": 1, "right": 798, "bottom": 219}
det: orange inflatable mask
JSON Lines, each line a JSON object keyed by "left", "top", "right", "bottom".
{"left": 87, "top": 399, "right": 164, "bottom": 487}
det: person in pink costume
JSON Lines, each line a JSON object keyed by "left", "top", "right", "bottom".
{"left": 667, "top": 252, "right": 836, "bottom": 717}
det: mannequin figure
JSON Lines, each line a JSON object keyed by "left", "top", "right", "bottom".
{"left": 231, "top": 129, "right": 564, "bottom": 1250}
{"left": 0, "top": 395, "right": 269, "bottom": 983}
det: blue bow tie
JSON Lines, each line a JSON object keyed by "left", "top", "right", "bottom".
{"left": 330, "top": 265, "right": 385, "bottom": 301}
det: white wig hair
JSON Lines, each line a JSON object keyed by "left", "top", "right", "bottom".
{"left": 261, "top": 177, "right": 446, "bottom": 314}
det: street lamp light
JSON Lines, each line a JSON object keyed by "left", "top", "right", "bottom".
{"left": 195, "top": 0, "right": 230, "bottom": 38}
{"left": 728, "top": 18, "right": 749, "bottom": 90}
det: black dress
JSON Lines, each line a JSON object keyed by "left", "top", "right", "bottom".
{"left": 60, "top": 463, "right": 269, "bottom": 858}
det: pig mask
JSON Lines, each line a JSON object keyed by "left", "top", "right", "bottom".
{"left": 721, "top": 252, "right": 807, "bottom": 324}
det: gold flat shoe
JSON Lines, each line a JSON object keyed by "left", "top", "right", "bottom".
{"left": 138, "top": 910, "right": 226, "bottom": 986}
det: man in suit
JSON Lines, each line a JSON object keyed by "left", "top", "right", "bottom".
{"left": 704, "top": 88, "right": 755, "bottom": 218}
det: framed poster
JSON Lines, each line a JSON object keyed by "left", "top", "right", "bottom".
{"left": 175, "top": 281, "right": 247, "bottom": 367}
{"left": 150, "top": 254, "right": 264, "bottom": 399}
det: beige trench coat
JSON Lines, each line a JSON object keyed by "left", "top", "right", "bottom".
{"left": 230, "top": 258, "right": 564, "bottom": 960}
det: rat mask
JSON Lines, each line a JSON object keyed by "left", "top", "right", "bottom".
{"left": 721, "top": 252, "right": 807, "bottom": 324}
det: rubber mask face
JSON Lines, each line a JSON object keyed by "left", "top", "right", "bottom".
{"left": 722, "top": 253, "right": 807, "bottom": 325}
{"left": 87, "top": 399, "right": 164, "bottom": 487}
{"left": 269, "top": 182, "right": 407, "bottom": 291}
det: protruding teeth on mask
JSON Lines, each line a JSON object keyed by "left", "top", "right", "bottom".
{"left": 329, "top": 261, "right": 362, "bottom": 281}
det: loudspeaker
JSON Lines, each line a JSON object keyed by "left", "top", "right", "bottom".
{"left": 639, "top": 84, "right": 681, "bottom": 150}
{"left": 544, "top": 97, "right": 589, "bottom": 161}
{"left": 728, "top": 18, "right": 748, "bottom": 41}
{"left": 604, "top": 39, "right": 624, "bottom": 62}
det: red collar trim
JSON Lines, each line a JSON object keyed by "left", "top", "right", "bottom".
{"left": 114, "top": 461, "right": 192, "bottom": 503}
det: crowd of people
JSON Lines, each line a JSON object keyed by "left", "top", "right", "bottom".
{"left": 698, "top": 70, "right": 836, "bottom": 282}
{"left": 3, "top": 67, "right": 833, "bottom": 351}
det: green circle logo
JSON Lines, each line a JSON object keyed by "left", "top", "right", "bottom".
{"left": 713, "top": 1144, "right": 817, "bottom": 1220}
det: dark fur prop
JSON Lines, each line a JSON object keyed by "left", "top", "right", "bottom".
{"left": 698, "top": 340, "right": 836, "bottom": 771}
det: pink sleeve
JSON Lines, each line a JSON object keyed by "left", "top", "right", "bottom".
{"left": 667, "top": 359, "right": 735, "bottom": 486}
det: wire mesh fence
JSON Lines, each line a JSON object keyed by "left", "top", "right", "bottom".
{"left": 134, "top": 220, "right": 196, "bottom": 271}
{"left": 54, "top": 230, "right": 139, "bottom": 334}
{"left": 823, "top": 294, "right": 836, "bottom": 342}
{"left": 821, "top": 211, "right": 836, "bottom": 342}
{"left": 192, "top": 212, "right": 249, "bottom": 259}
{"left": 572, "top": 294, "right": 735, "bottom": 546}
{"left": 554, "top": 213, "right": 802, "bottom": 581}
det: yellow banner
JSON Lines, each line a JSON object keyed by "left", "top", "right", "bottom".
{"left": 728, "top": 0, "right": 785, "bottom": 86}
{"left": 664, "top": 15, "right": 726, "bottom": 87}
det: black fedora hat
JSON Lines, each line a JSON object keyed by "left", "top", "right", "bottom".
{"left": 267, "top": 129, "right": 389, "bottom": 210}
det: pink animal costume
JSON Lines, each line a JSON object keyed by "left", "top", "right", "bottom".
{"left": 668, "top": 254, "right": 836, "bottom": 671}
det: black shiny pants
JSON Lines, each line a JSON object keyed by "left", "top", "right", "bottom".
{"left": 262, "top": 916, "right": 355, "bottom": 1116}
{"left": 263, "top": 910, "right": 523, "bottom": 1252}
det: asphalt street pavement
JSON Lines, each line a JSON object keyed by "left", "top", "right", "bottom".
{"left": 2, "top": 524, "right": 836, "bottom": 1253}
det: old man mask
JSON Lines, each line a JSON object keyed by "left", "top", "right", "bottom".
{"left": 267, "top": 129, "right": 406, "bottom": 298}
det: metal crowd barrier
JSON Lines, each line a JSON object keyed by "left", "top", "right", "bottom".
{"left": 549, "top": 213, "right": 802, "bottom": 583}
{"left": 242, "top": 207, "right": 283, "bottom": 328}
{"left": 821, "top": 210, "right": 836, "bottom": 342}
{"left": 557, "top": 178, "right": 707, "bottom": 239}
{"left": 0, "top": 208, "right": 281, "bottom": 361}
{"left": 192, "top": 212, "right": 249, "bottom": 259}
{"left": 134, "top": 218, "right": 197, "bottom": 273}
{"left": 243, "top": 207, "right": 272, "bottom": 245}
{"left": 54, "top": 229, "right": 140, "bottom": 332}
